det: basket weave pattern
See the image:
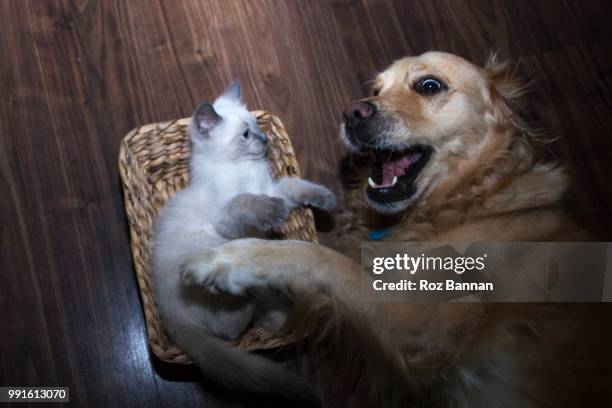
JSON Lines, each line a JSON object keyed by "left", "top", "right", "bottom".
{"left": 119, "top": 111, "right": 318, "bottom": 364}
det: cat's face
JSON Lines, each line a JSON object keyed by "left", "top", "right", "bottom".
{"left": 190, "top": 82, "right": 268, "bottom": 159}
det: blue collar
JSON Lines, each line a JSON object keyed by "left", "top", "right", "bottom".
{"left": 369, "top": 227, "right": 390, "bottom": 241}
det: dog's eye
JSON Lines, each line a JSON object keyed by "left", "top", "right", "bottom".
{"left": 242, "top": 129, "right": 250, "bottom": 138}
{"left": 415, "top": 77, "right": 445, "bottom": 95}
{"left": 371, "top": 87, "right": 381, "bottom": 97}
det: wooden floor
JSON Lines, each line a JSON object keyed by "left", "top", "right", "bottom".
{"left": 1, "top": 0, "right": 611, "bottom": 406}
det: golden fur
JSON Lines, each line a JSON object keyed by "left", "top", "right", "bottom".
{"left": 337, "top": 52, "right": 584, "bottom": 252}
{"left": 186, "top": 52, "right": 611, "bottom": 407}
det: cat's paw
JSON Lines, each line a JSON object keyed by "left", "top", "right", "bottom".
{"left": 301, "top": 185, "right": 336, "bottom": 211}
{"left": 252, "top": 196, "right": 290, "bottom": 232}
{"left": 217, "top": 194, "right": 291, "bottom": 239}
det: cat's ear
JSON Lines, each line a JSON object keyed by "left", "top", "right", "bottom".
{"left": 192, "top": 102, "right": 221, "bottom": 136}
{"left": 219, "top": 81, "right": 241, "bottom": 101}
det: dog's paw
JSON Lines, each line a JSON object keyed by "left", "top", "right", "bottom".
{"left": 179, "top": 250, "right": 244, "bottom": 295}
{"left": 178, "top": 243, "right": 268, "bottom": 296}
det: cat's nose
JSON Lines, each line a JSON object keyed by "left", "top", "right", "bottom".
{"left": 257, "top": 131, "right": 268, "bottom": 144}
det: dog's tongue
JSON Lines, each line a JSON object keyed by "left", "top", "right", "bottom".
{"left": 381, "top": 152, "right": 422, "bottom": 186}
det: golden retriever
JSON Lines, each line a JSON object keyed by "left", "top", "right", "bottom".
{"left": 182, "top": 52, "right": 611, "bottom": 406}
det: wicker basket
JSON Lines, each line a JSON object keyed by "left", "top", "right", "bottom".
{"left": 119, "top": 111, "right": 318, "bottom": 364}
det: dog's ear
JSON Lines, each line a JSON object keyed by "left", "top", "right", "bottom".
{"left": 484, "top": 53, "right": 553, "bottom": 153}
{"left": 483, "top": 53, "right": 534, "bottom": 130}
{"left": 484, "top": 53, "right": 528, "bottom": 103}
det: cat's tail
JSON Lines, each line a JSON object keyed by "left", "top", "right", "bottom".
{"left": 171, "top": 316, "right": 320, "bottom": 407}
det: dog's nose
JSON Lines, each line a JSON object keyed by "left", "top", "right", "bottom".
{"left": 343, "top": 102, "right": 376, "bottom": 127}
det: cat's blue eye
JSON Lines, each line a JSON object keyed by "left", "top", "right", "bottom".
{"left": 242, "top": 129, "right": 249, "bottom": 138}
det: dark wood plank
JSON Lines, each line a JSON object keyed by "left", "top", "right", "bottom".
{"left": 0, "top": 0, "right": 357, "bottom": 405}
{"left": 1, "top": 0, "right": 611, "bottom": 406}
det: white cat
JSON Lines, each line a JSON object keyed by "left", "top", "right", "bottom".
{"left": 152, "top": 82, "right": 333, "bottom": 405}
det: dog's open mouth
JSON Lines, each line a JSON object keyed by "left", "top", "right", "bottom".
{"left": 366, "top": 145, "right": 432, "bottom": 203}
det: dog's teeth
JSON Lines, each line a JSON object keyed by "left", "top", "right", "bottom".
{"left": 368, "top": 177, "right": 376, "bottom": 188}
{"left": 392, "top": 176, "right": 398, "bottom": 186}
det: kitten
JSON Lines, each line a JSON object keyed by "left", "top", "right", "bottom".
{"left": 152, "top": 82, "right": 333, "bottom": 405}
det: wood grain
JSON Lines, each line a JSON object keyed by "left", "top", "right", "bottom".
{"left": 1, "top": 0, "right": 610, "bottom": 405}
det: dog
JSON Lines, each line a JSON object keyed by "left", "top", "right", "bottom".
{"left": 182, "top": 52, "right": 611, "bottom": 406}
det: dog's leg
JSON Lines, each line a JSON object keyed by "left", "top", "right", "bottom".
{"left": 180, "top": 239, "right": 419, "bottom": 406}
{"left": 180, "top": 238, "right": 360, "bottom": 296}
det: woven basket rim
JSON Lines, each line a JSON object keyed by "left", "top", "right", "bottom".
{"left": 118, "top": 110, "right": 317, "bottom": 364}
